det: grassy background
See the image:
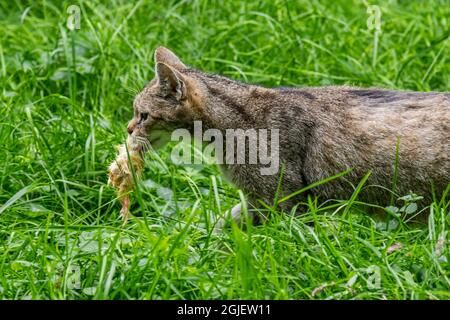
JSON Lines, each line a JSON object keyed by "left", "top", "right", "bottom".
{"left": 0, "top": 0, "right": 449, "bottom": 299}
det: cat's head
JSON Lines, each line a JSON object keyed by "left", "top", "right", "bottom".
{"left": 127, "top": 47, "right": 203, "bottom": 149}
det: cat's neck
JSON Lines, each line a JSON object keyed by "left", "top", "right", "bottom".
{"left": 186, "top": 69, "right": 277, "bottom": 130}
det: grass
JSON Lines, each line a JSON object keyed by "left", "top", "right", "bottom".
{"left": 0, "top": 0, "right": 449, "bottom": 300}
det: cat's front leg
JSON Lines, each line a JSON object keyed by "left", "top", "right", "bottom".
{"left": 213, "top": 199, "right": 265, "bottom": 233}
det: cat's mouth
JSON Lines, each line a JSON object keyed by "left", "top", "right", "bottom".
{"left": 126, "top": 135, "right": 150, "bottom": 153}
{"left": 127, "top": 119, "right": 175, "bottom": 152}
{"left": 128, "top": 129, "right": 172, "bottom": 152}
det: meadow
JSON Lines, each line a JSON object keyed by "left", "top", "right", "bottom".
{"left": 0, "top": 0, "right": 449, "bottom": 299}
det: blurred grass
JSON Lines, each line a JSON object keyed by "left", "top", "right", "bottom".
{"left": 0, "top": 0, "right": 448, "bottom": 299}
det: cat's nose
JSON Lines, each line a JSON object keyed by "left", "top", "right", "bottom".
{"left": 127, "top": 124, "right": 134, "bottom": 135}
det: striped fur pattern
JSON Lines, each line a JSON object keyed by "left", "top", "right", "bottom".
{"left": 127, "top": 46, "right": 450, "bottom": 219}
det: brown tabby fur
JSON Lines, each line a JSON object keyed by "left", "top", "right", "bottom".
{"left": 126, "top": 46, "right": 450, "bottom": 222}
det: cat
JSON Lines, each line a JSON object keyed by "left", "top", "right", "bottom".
{"left": 125, "top": 46, "right": 450, "bottom": 225}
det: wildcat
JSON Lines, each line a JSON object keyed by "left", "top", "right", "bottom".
{"left": 125, "top": 46, "right": 450, "bottom": 224}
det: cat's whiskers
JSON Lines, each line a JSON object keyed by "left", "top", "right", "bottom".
{"left": 135, "top": 135, "right": 152, "bottom": 152}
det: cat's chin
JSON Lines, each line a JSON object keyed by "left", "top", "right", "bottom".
{"left": 126, "top": 135, "right": 150, "bottom": 153}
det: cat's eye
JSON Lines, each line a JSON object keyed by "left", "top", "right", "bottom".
{"left": 139, "top": 112, "right": 148, "bottom": 123}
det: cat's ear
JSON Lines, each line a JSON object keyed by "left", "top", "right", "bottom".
{"left": 154, "top": 46, "right": 186, "bottom": 70}
{"left": 156, "top": 62, "right": 186, "bottom": 100}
